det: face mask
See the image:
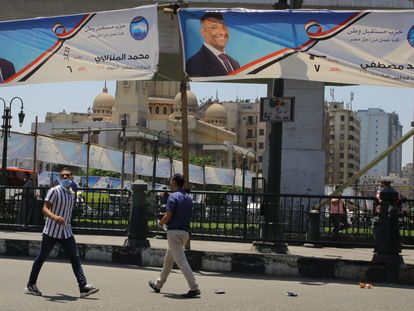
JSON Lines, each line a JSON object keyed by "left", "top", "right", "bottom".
{"left": 60, "top": 179, "right": 72, "bottom": 188}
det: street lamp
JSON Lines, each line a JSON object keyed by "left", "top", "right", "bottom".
{"left": 1, "top": 97, "right": 25, "bottom": 185}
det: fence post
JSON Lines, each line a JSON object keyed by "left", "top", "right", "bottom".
{"left": 305, "top": 209, "right": 320, "bottom": 247}
{"left": 124, "top": 179, "right": 150, "bottom": 249}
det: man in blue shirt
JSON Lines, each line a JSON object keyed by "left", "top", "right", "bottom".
{"left": 148, "top": 174, "right": 200, "bottom": 298}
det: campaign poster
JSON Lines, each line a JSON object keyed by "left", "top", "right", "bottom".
{"left": 179, "top": 8, "right": 414, "bottom": 87}
{"left": 0, "top": 5, "right": 158, "bottom": 86}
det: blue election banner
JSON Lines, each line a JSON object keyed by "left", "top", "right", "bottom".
{"left": 0, "top": 5, "right": 158, "bottom": 86}
{"left": 179, "top": 8, "right": 414, "bottom": 87}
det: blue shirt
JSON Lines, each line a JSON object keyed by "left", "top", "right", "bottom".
{"left": 166, "top": 189, "right": 193, "bottom": 229}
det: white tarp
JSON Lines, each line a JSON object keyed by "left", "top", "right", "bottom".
{"left": 1, "top": 133, "right": 254, "bottom": 188}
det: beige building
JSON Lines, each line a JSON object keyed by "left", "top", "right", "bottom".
{"left": 37, "top": 80, "right": 264, "bottom": 174}
{"left": 325, "top": 101, "right": 361, "bottom": 187}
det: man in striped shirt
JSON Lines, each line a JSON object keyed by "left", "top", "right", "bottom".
{"left": 24, "top": 168, "right": 99, "bottom": 298}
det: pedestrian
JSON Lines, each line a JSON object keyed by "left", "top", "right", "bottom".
{"left": 24, "top": 168, "right": 99, "bottom": 298}
{"left": 16, "top": 172, "right": 35, "bottom": 226}
{"left": 148, "top": 173, "right": 200, "bottom": 298}
{"left": 329, "top": 190, "right": 347, "bottom": 237}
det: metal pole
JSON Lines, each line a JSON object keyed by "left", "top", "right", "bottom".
{"left": 151, "top": 137, "right": 158, "bottom": 190}
{"left": 121, "top": 113, "right": 127, "bottom": 188}
{"left": 32, "top": 116, "right": 38, "bottom": 183}
{"left": 1, "top": 104, "right": 11, "bottom": 186}
{"left": 86, "top": 127, "right": 90, "bottom": 188}
{"left": 178, "top": 30, "right": 190, "bottom": 190}
{"left": 132, "top": 139, "right": 136, "bottom": 182}
{"left": 242, "top": 156, "right": 246, "bottom": 193}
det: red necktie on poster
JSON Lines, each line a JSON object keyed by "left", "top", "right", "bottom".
{"left": 218, "top": 53, "right": 234, "bottom": 73}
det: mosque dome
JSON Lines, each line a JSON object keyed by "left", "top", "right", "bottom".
{"left": 172, "top": 90, "right": 198, "bottom": 118}
{"left": 92, "top": 85, "right": 114, "bottom": 121}
{"left": 204, "top": 102, "right": 227, "bottom": 126}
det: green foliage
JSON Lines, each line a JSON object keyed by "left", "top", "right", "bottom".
{"left": 88, "top": 168, "right": 120, "bottom": 178}
{"left": 159, "top": 149, "right": 216, "bottom": 166}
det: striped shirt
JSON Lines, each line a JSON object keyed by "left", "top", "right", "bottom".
{"left": 42, "top": 185, "right": 75, "bottom": 239}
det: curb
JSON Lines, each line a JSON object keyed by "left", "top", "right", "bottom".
{"left": 1, "top": 239, "right": 413, "bottom": 285}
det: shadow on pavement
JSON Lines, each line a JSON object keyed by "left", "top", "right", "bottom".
{"left": 43, "top": 293, "right": 79, "bottom": 302}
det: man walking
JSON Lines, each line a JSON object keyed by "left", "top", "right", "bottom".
{"left": 24, "top": 168, "right": 99, "bottom": 298}
{"left": 148, "top": 174, "right": 200, "bottom": 298}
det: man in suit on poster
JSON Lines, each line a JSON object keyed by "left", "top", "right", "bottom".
{"left": 186, "top": 12, "right": 240, "bottom": 77}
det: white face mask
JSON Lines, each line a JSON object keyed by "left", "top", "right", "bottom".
{"left": 60, "top": 179, "right": 72, "bottom": 188}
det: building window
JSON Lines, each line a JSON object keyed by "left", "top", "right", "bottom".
{"left": 155, "top": 107, "right": 160, "bottom": 114}
{"left": 122, "top": 81, "right": 130, "bottom": 87}
{"left": 259, "top": 129, "right": 264, "bottom": 136}
{"left": 340, "top": 115, "right": 345, "bottom": 121}
{"left": 163, "top": 107, "right": 167, "bottom": 114}
{"left": 259, "top": 142, "right": 264, "bottom": 149}
{"left": 149, "top": 107, "right": 152, "bottom": 114}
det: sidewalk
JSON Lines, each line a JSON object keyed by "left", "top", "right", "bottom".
{"left": 1, "top": 230, "right": 414, "bottom": 285}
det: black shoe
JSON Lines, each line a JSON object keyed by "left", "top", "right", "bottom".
{"left": 24, "top": 284, "right": 42, "bottom": 296}
{"left": 148, "top": 280, "right": 160, "bottom": 293}
{"left": 181, "top": 289, "right": 201, "bottom": 298}
{"left": 80, "top": 284, "right": 99, "bottom": 298}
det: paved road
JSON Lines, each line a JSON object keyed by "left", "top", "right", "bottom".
{"left": 1, "top": 256, "right": 413, "bottom": 311}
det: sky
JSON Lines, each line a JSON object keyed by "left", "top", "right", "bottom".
{"left": 0, "top": 81, "right": 413, "bottom": 166}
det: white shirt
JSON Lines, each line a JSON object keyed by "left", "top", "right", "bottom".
{"left": 42, "top": 185, "right": 75, "bottom": 239}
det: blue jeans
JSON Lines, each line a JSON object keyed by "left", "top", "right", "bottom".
{"left": 28, "top": 234, "right": 87, "bottom": 288}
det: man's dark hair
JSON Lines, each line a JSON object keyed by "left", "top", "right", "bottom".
{"left": 172, "top": 173, "right": 185, "bottom": 188}
{"left": 60, "top": 167, "right": 72, "bottom": 175}
{"left": 200, "top": 12, "right": 224, "bottom": 22}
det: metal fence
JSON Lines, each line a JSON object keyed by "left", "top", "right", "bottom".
{"left": 1, "top": 186, "right": 413, "bottom": 246}
{"left": 0, "top": 186, "right": 131, "bottom": 234}
{"left": 148, "top": 190, "right": 414, "bottom": 246}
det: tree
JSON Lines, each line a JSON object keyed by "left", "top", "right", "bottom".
{"left": 159, "top": 149, "right": 216, "bottom": 166}
{"left": 88, "top": 168, "right": 120, "bottom": 178}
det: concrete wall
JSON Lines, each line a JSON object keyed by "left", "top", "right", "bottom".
{"left": 262, "top": 80, "right": 325, "bottom": 195}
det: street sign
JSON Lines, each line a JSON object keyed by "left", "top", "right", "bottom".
{"left": 260, "top": 97, "right": 295, "bottom": 122}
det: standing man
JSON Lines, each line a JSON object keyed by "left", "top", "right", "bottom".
{"left": 25, "top": 168, "right": 99, "bottom": 298}
{"left": 186, "top": 12, "right": 240, "bottom": 77}
{"left": 148, "top": 174, "right": 200, "bottom": 298}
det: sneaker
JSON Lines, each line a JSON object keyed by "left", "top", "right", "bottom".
{"left": 24, "top": 284, "right": 42, "bottom": 296}
{"left": 80, "top": 284, "right": 99, "bottom": 298}
{"left": 148, "top": 280, "right": 160, "bottom": 293}
{"left": 181, "top": 289, "right": 201, "bottom": 298}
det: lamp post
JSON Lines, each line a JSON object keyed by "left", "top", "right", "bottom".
{"left": 1, "top": 97, "right": 25, "bottom": 185}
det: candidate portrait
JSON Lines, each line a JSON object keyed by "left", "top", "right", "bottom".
{"left": 185, "top": 12, "right": 240, "bottom": 77}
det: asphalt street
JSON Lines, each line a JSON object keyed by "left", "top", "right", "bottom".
{"left": 1, "top": 256, "right": 413, "bottom": 311}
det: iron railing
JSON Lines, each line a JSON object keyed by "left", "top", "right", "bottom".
{"left": 148, "top": 190, "right": 414, "bottom": 246}
{"left": 0, "top": 186, "right": 131, "bottom": 234}
{"left": 1, "top": 186, "right": 413, "bottom": 246}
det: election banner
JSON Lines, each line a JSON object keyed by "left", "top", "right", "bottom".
{"left": 179, "top": 8, "right": 414, "bottom": 87}
{"left": 0, "top": 5, "right": 158, "bottom": 86}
